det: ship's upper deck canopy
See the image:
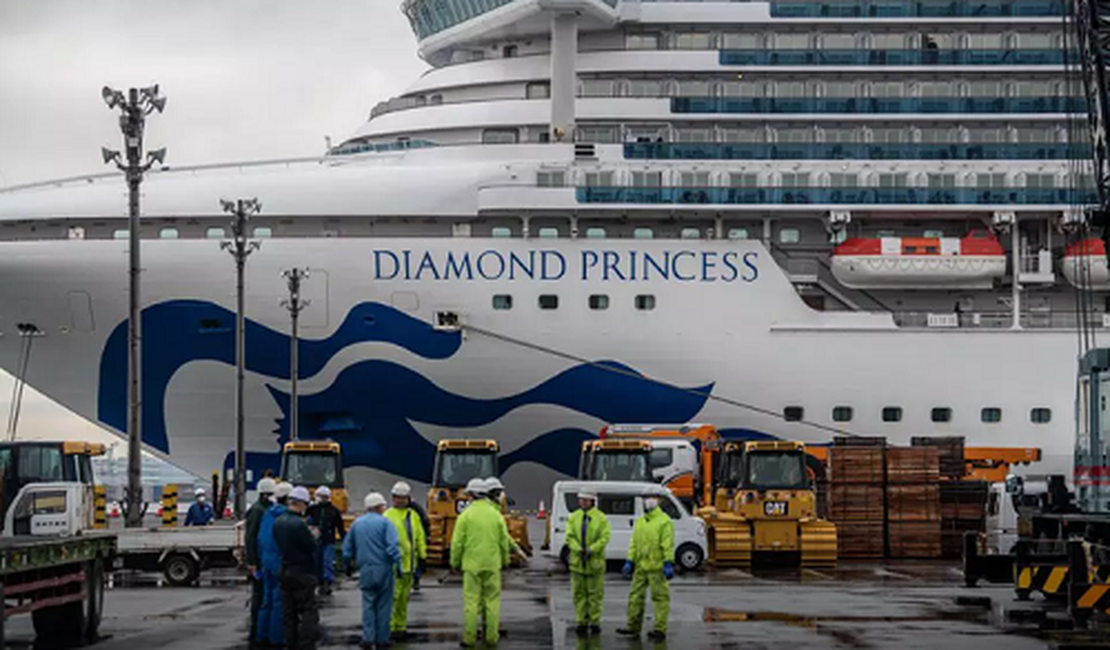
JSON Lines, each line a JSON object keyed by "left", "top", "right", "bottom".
{"left": 404, "top": 0, "right": 618, "bottom": 58}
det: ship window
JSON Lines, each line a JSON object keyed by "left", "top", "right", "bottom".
{"left": 923, "top": 229, "right": 944, "bottom": 238}
{"left": 680, "top": 171, "right": 711, "bottom": 187}
{"left": 1030, "top": 407, "right": 1052, "bottom": 424}
{"left": 206, "top": 227, "right": 226, "bottom": 239}
{"left": 526, "top": 82, "right": 551, "bottom": 99}
{"left": 981, "top": 407, "right": 1002, "bottom": 423}
{"left": 589, "top": 294, "right": 609, "bottom": 310}
{"left": 632, "top": 171, "right": 663, "bottom": 187}
{"left": 482, "top": 129, "right": 519, "bottom": 145}
{"left": 253, "top": 227, "right": 273, "bottom": 238}
{"left": 584, "top": 171, "right": 614, "bottom": 187}
{"left": 635, "top": 295, "right": 656, "bottom": 311}
{"left": 577, "top": 125, "right": 619, "bottom": 143}
{"left": 537, "top": 227, "right": 559, "bottom": 238}
{"left": 882, "top": 406, "right": 903, "bottom": 422}
{"left": 977, "top": 173, "right": 1007, "bottom": 189}
{"left": 829, "top": 173, "right": 858, "bottom": 188}
{"left": 783, "top": 406, "right": 804, "bottom": 422}
{"left": 537, "top": 171, "right": 566, "bottom": 187}
{"left": 626, "top": 33, "right": 661, "bottom": 50}
{"left": 779, "top": 228, "right": 801, "bottom": 244}
{"left": 67, "top": 226, "right": 86, "bottom": 240}
{"left": 674, "top": 32, "right": 712, "bottom": 50}
{"left": 159, "top": 228, "right": 179, "bottom": 239}
{"left": 502, "top": 45, "right": 518, "bottom": 58}
{"left": 728, "top": 228, "right": 750, "bottom": 240}
{"left": 538, "top": 295, "right": 559, "bottom": 310}
{"left": 1026, "top": 173, "right": 1055, "bottom": 189}
{"left": 832, "top": 406, "right": 853, "bottom": 422}
{"left": 492, "top": 295, "right": 513, "bottom": 310}
{"left": 721, "top": 33, "right": 761, "bottom": 49}
{"left": 627, "top": 79, "right": 664, "bottom": 98}
{"left": 633, "top": 227, "right": 654, "bottom": 240}
{"left": 113, "top": 229, "right": 129, "bottom": 239}
{"left": 932, "top": 407, "right": 953, "bottom": 423}
{"left": 585, "top": 227, "right": 607, "bottom": 239}
{"left": 199, "top": 318, "right": 225, "bottom": 332}
{"left": 680, "top": 228, "right": 702, "bottom": 240}
{"left": 579, "top": 79, "right": 615, "bottom": 98}
{"left": 729, "top": 173, "right": 760, "bottom": 188}
{"left": 491, "top": 227, "right": 513, "bottom": 238}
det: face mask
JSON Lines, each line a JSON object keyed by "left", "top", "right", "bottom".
{"left": 644, "top": 498, "right": 659, "bottom": 511}
{"left": 197, "top": 496, "right": 206, "bottom": 504}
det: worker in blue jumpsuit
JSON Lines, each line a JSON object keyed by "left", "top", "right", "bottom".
{"left": 257, "top": 481, "right": 293, "bottom": 646}
{"left": 343, "top": 492, "right": 402, "bottom": 648}
{"left": 184, "top": 487, "right": 215, "bottom": 526}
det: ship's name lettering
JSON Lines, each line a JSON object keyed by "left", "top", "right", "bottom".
{"left": 371, "top": 249, "right": 759, "bottom": 283}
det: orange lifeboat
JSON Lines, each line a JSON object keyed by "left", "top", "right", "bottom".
{"left": 831, "top": 230, "right": 1006, "bottom": 289}
{"left": 1062, "top": 238, "right": 1110, "bottom": 290}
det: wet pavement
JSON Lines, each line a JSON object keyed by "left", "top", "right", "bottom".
{"left": 6, "top": 554, "right": 1107, "bottom": 649}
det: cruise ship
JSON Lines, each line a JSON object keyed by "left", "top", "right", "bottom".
{"left": 0, "top": 0, "right": 1098, "bottom": 504}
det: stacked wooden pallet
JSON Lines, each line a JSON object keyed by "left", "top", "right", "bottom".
{"left": 886, "top": 447, "right": 942, "bottom": 558}
{"left": 911, "top": 436, "right": 966, "bottom": 479}
{"left": 828, "top": 437, "right": 886, "bottom": 558}
{"left": 939, "top": 480, "right": 989, "bottom": 558}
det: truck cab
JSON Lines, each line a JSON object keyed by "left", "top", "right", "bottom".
{"left": 577, "top": 439, "right": 652, "bottom": 482}
{"left": 0, "top": 441, "right": 102, "bottom": 523}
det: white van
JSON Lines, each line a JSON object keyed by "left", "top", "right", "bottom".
{"left": 544, "top": 480, "right": 708, "bottom": 571}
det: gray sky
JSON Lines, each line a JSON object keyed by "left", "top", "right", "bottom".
{"left": 0, "top": 0, "right": 426, "bottom": 187}
{"left": 0, "top": 0, "right": 425, "bottom": 437}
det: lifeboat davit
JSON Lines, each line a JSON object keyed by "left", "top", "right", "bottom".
{"left": 1062, "top": 238, "right": 1110, "bottom": 290}
{"left": 831, "top": 230, "right": 1006, "bottom": 290}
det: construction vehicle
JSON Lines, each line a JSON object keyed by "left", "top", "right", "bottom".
{"left": 963, "top": 447, "right": 1043, "bottom": 483}
{"left": 0, "top": 441, "right": 115, "bottom": 647}
{"left": 425, "top": 439, "right": 532, "bottom": 566}
{"left": 279, "top": 440, "right": 350, "bottom": 516}
{"left": 598, "top": 424, "right": 721, "bottom": 508}
{"left": 578, "top": 439, "right": 653, "bottom": 481}
{"left": 701, "top": 440, "right": 837, "bottom": 568}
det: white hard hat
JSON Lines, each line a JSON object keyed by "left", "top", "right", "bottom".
{"left": 194, "top": 487, "right": 206, "bottom": 497}
{"left": 275, "top": 482, "right": 294, "bottom": 499}
{"left": 391, "top": 481, "right": 412, "bottom": 497}
{"left": 465, "top": 478, "right": 487, "bottom": 495}
{"left": 257, "top": 478, "right": 277, "bottom": 495}
{"left": 289, "top": 486, "right": 311, "bottom": 503}
{"left": 315, "top": 486, "right": 331, "bottom": 499}
{"left": 578, "top": 491, "right": 598, "bottom": 502}
{"left": 364, "top": 492, "right": 387, "bottom": 510}
{"left": 484, "top": 477, "right": 504, "bottom": 492}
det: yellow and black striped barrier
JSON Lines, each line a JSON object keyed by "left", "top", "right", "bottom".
{"left": 1016, "top": 563, "right": 1109, "bottom": 597}
{"left": 162, "top": 484, "right": 178, "bottom": 528}
{"left": 93, "top": 485, "right": 107, "bottom": 529}
{"left": 1070, "top": 582, "right": 1110, "bottom": 619}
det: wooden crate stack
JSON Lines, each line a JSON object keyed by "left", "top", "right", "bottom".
{"left": 828, "top": 437, "right": 886, "bottom": 558}
{"left": 939, "top": 481, "right": 989, "bottom": 558}
{"left": 886, "top": 447, "right": 942, "bottom": 558}
{"left": 911, "top": 436, "right": 965, "bottom": 479}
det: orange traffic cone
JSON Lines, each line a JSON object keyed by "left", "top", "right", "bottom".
{"left": 537, "top": 500, "right": 547, "bottom": 520}
{"left": 224, "top": 504, "right": 233, "bottom": 519}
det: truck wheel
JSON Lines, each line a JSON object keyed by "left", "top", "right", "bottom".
{"left": 162, "top": 553, "right": 200, "bottom": 586}
{"left": 33, "top": 598, "right": 85, "bottom": 648}
{"left": 676, "top": 543, "right": 704, "bottom": 573}
{"left": 85, "top": 558, "right": 105, "bottom": 641}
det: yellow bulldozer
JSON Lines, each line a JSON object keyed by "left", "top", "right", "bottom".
{"left": 425, "top": 439, "right": 532, "bottom": 566}
{"left": 699, "top": 440, "right": 837, "bottom": 568}
{"left": 279, "top": 440, "right": 353, "bottom": 524}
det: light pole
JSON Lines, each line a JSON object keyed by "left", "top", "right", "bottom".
{"left": 281, "top": 269, "right": 309, "bottom": 441}
{"left": 101, "top": 84, "right": 167, "bottom": 528}
{"left": 220, "top": 199, "right": 261, "bottom": 519}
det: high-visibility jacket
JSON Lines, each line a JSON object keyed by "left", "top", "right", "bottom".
{"left": 627, "top": 506, "right": 674, "bottom": 572}
{"left": 564, "top": 507, "right": 611, "bottom": 575}
{"left": 449, "top": 499, "right": 511, "bottom": 572}
{"left": 385, "top": 507, "right": 427, "bottom": 574}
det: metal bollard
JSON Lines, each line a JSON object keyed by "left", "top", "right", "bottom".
{"left": 162, "top": 484, "right": 178, "bottom": 528}
{"left": 94, "top": 485, "right": 107, "bottom": 529}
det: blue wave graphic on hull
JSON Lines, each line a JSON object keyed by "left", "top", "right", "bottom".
{"left": 99, "top": 300, "right": 720, "bottom": 479}
{"left": 99, "top": 300, "right": 461, "bottom": 453}
{"left": 265, "top": 359, "right": 713, "bottom": 480}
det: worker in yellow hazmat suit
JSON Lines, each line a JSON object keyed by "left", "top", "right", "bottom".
{"left": 385, "top": 481, "right": 426, "bottom": 642}
{"left": 617, "top": 496, "right": 675, "bottom": 641}
{"left": 450, "top": 478, "right": 512, "bottom": 647}
{"left": 565, "top": 490, "right": 610, "bottom": 637}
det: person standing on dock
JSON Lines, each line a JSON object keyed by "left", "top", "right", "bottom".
{"left": 344, "top": 492, "right": 402, "bottom": 649}
{"left": 184, "top": 487, "right": 215, "bottom": 526}
{"left": 246, "top": 477, "right": 276, "bottom": 649}
{"left": 617, "top": 496, "right": 675, "bottom": 642}
{"left": 257, "top": 481, "right": 293, "bottom": 647}
{"left": 385, "top": 481, "right": 426, "bottom": 642}
{"left": 565, "top": 490, "right": 610, "bottom": 637}
{"left": 451, "top": 478, "right": 512, "bottom": 648}
{"left": 274, "top": 486, "right": 321, "bottom": 650}
{"left": 307, "top": 485, "right": 346, "bottom": 596}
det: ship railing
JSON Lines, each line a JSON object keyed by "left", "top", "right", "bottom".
{"left": 623, "top": 141, "right": 1088, "bottom": 161}
{"left": 575, "top": 186, "right": 1098, "bottom": 206}
{"left": 893, "top": 310, "right": 1108, "bottom": 329}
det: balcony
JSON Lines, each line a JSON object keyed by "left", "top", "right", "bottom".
{"left": 576, "top": 186, "right": 1095, "bottom": 205}
{"left": 719, "top": 48, "right": 1067, "bottom": 66}
{"left": 623, "top": 142, "right": 1088, "bottom": 161}
{"left": 671, "top": 96, "right": 1084, "bottom": 114}
{"left": 771, "top": 0, "right": 1067, "bottom": 18}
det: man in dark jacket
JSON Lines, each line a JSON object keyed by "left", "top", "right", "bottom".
{"left": 409, "top": 499, "right": 430, "bottom": 592}
{"left": 245, "top": 477, "right": 276, "bottom": 648}
{"left": 307, "top": 485, "right": 346, "bottom": 595}
{"left": 274, "top": 486, "right": 320, "bottom": 650}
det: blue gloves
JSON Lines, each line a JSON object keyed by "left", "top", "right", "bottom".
{"left": 663, "top": 562, "right": 675, "bottom": 580}
{"left": 622, "top": 561, "right": 634, "bottom": 576}
{"left": 415, "top": 562, "right": 423, "bottom": 580}
{"left": 396, "top": 565, "right": 403, "bottom": 579}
